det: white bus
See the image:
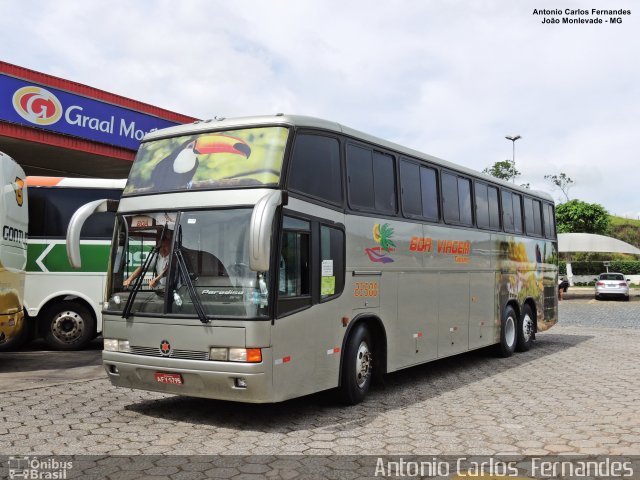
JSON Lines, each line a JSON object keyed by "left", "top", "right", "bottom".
{"left": 68, "top": 115, "right": 558, "bottom": 404}
{"left": 10, "top": 177, "right": 125, "bottom": 351}
{"left": 0, "top": 151, "right": 28, "bottom": 349}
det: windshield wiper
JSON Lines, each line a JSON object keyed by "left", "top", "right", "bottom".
{"left": 122, "top": 245, "right": 158, "bottom": 319}
{"left": 122, "top": 225, "right": 168, "bottom": 319}
{"left": 174, "top": 227, "right": 209, "bottom": 324}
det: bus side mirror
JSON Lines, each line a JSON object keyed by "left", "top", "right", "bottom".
{"left": 66, "top": 199, "right": 119, "bottom": 268}
{"left": 249, "top": 190, "right": 283, "bottom": 272}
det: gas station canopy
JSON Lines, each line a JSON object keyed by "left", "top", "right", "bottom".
{"left": 0, "top": 61, "right": 197, "bottom": 178}
{"left": 558, "top": 233, "right": 640, "bottom": 255}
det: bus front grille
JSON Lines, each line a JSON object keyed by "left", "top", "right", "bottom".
{"left": 129, "top": 345, "right": 209, "bottom": 361}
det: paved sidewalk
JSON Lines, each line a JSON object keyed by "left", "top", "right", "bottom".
{"left": 1, "top": 321, "right": 639, "bottom": 456}
{"left": 562, "top": 286, "right": 639, "bottom": 300}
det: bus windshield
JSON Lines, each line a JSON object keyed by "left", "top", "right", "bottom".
{"left": 123, "top": 126, "right": 289, "bottom": 196}
{"left": 107, "top": 209, "right": 269, "bottom": 319}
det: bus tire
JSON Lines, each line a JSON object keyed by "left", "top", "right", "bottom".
{"left": 339, "top": 323, "right": 374, "bottom": 405}
{"left": 516, "top": 304, "right": 535, "bottom": 352}
{"left": 0, "top": 314, "right": 34, "bottom": 351}
{"left": 42, "top": 301, "right": 95, "bottom": 351}
{"left": 497, "top": 305, "right": 517, "bottom": 358}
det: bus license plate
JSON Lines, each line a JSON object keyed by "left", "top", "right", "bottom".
{"left": 154, "top": 372, "right": 183, "bottom": 385}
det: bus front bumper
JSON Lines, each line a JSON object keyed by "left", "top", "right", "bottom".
{"left": 0, "top": 310, "right": 24, "bottom": 344}
{"left": 103, "top": 350, "right": 275, "bottom": 403}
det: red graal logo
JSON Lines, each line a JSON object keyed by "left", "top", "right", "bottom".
{"left": 13, "top": 86, "right": 63, "bottom": 126}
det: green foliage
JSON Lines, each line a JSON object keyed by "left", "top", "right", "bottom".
{"left": 610, "top": 215, "right": 640, "bottom": 227}
{"left": 567, "top": 261, "right": 640, "bottom": 275}
{"left": 609, "top": 216, "right": 640, "bottom": 248}
{"left": 483, "top": 160, "right": 519, "bottom": 181}
{"left": 556, "top": 199, "right": 611, "bottom": 235}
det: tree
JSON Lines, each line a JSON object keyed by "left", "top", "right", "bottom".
{"left": 483, "top": 160, "right": 519, "bottom": 182}
{"left": 544, "top": 172, "right": 574, "bottom": 202}
{"left": 555, "top": 199, "right": 610, "bottom": 235}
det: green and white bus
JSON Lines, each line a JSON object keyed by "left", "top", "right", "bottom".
{"left": 0, "top": 151, "right": 27, "bottom": 348}
{"left": 16, "top": 177, "right": 125, "bottom": 350}
{"left": 67, "top": 115, "right": 558, "bottom": 404}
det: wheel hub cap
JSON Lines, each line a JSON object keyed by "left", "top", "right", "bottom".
{"left": 522, "top": 314, "right": 533, "bottom": 342}
{"left": 355, "top": 341, "right": 372, "bottom": 388}
{"left": 52, "top": 311, "right": 84, "bottom": 342}
{"left": 505, "top": 316, "right": 516, "bottom": 348}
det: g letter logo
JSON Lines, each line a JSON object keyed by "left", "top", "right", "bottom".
{"left": 12, "top": 86, "right": 63, "bottom": 126}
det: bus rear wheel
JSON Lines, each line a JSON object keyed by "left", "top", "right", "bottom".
{"left": 516, "top": 304, "right": 535, "bottom": 352}
{"left": 42, "top": 301, "right": 95, "bottom": 351}
{"left": 497, "top": 305, "right": 517, "bottom": 357}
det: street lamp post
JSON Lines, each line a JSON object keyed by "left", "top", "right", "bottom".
{"left": 505, "top": 135, "right": 521, "bottom": 183}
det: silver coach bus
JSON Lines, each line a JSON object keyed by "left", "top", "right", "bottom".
{"left": 67, "top": 115, "right": 558, "bottom": 404}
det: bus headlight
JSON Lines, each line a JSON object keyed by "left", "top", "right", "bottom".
{"left": 104, "top": 338, "right": 130, "bottom": 352}
{"left": 209, "top": 347, "right": 228, "bottom": 361}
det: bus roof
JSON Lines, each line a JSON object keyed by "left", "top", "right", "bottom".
{"left": 26, "top": 177, "right": 127, "bottom": 189}
{"left": 143, "top": 114, "right": 552, "bottom": 202}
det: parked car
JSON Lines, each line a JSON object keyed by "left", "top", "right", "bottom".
{"left": 594, "top": 273, "right": 631, "bottom": 301}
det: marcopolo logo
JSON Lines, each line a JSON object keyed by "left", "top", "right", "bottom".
{"left": 12, "top": 86, "right": 63, "bottom": 126}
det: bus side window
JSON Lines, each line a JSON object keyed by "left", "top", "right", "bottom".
{"left": 443, "top": 172, "right": 472, "bottom": 226}
{"left": 488, "top": 186, "right": 501, "bottom": 230}
{"left": 320, "top": 225, "right": 345, "bottom": 300}
{"left": 543, "top": 203, "right": 556, "bottom": 239}
{"left": 512, "top": 193, "right": 523, "bottom": 234}
{"left": 347, "top": 144, "right": 397, "bottom": 215}
{"left": 502, "top": 191, "right": 514, "bottom": 232}
{"left": 278, "top": 217, "right": 310, "bottom": 298}
{"left": 288, "top": 134, "right": 342, "bottom": 206}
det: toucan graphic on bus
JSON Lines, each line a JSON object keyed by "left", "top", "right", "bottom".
{"left": 149, "top": 134, "right": 251, "bottom": 190}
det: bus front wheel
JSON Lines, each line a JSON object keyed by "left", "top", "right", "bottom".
{"left": 339, "top": 323, "right": 374, "bottom": 405}
{"left": 42, "top": 301, "right": 95, "bottom": 351}
{"left": 497, "top": 305, "right": 517, "bottom": 358}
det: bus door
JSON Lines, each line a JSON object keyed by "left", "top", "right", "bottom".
{"left": 271, "top": 216, "right": 318, "bottom": 399}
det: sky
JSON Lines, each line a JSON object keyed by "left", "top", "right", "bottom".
{"left": 1, "top": 0, "right": 638, "bottom": 217}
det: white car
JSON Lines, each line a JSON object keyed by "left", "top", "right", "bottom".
{"left": 594, "top": 273, "right": 631, "bottom": 301}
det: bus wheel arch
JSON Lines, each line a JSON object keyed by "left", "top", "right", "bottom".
{"left": 338, "top": 315, "right": 388, "bottom": 404}
{"left": 39, "top": 297, "right": 97, "bottom": 350}
{"left": 516, "top": 299, "right": 537, "bottom": 352}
